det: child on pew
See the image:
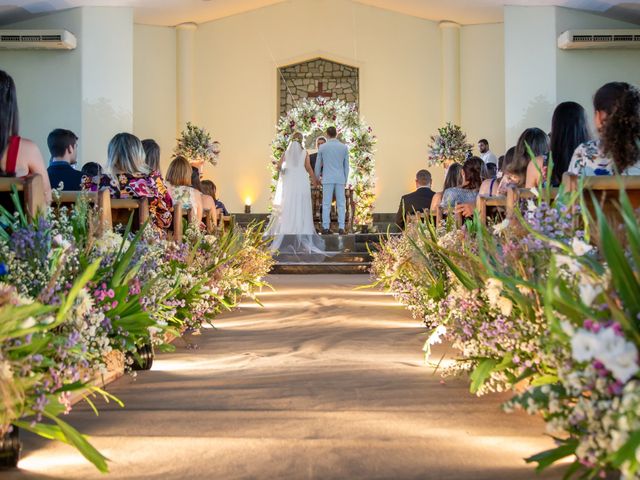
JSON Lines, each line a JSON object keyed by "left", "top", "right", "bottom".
{"left": 200, "top": 180, "right": 229, "bottom": 218}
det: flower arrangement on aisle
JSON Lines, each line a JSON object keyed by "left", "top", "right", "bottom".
{"left": 427, "top": 122, "right": 473, "bottom": 168}
{"left": 0, "top": 191, "right": 273, "bottom": 471}
{"left": 175, "top": 122, "right": 221, "bottom": 167}
{"left": 370, "top": 175, "right": 640, "bottom": 478}
{"left": 271, "top": 98, "right": 377, "bottom": 227}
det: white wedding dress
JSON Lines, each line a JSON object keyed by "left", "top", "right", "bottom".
{"left": 265, "top": 140, "right": 325, "bottom": 256}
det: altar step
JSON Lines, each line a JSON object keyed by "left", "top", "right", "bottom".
{"left": 232, "top": 213, "right": 402, "bottom": 236}
{"left": 269, "top": 233, "right": 402, "bottom": 274}
{"left": 271, "top": 251, "right": 373, "bottom": 274}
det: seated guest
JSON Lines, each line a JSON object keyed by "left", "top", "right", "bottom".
{"left": 0, "top": 70, "right": 52, "bottom": 202}
{"left": 47, "top": 128, "right": 83, "bottom": 191}
{"left": 431, "top": 163, "right": 463, "bottom": 212}
{"left": 480, "top": 147, "right": 515, "bottom": 196}
{"left": 485, "top": 163, "right": 497, "bottom": 180}
{"left": 142, "top": 139, "right": 162, "bottom": 175}
{"left": 166, "top": 156, "right": 203, "bottom": 223}
{"left": 191, "top": 166, "right": 216, "bottom": 212}
{"left": 201, "top": 180, "right": 229, "bottom": 216}
{"left": 395, "top": 169, "right": 435, "bottom": 229}
{"left": 441, "top": 156, "right": 484, "bottom": 218}
{"left": 527, "top": 102, "right": 590, "bottom": 187}
{"left": 82, "top": 132, "right": 173, "bottom": 231}
{"left": 309, "top": 136, "right": 327, "bottom": 172}
{"left": 81, "top": 162, "right": 102, "bottom": 178}
{"left": 500, "top": 128, "right": 549, "bottom": 195}
{"left": 478, "top": 139, "right": 498, "bottom": 166}
{"left": 568, "top": 82, "right": 640, "bottom": 176}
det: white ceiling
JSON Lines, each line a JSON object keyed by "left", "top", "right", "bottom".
{"left": 1, "top": 0, "right": 639, "bottom": 26}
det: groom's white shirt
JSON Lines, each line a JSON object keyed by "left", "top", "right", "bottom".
{"left": 315, "top": 138, "right": 349, "bottom": 184}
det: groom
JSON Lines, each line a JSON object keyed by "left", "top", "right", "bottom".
{"left": 315, "top": 126, "right": 349, "bottom": 235}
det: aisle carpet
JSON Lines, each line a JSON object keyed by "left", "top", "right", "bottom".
{"left": 9, "top": 275, "right": 562, "bottom": 479}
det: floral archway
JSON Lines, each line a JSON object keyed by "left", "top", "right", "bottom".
{"left": 270, "top": 98, "right": 377, "bottom": 227}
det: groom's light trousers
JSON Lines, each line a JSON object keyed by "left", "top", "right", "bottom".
{"left": 322, "top": 183, "right": 346, "bottom": 230}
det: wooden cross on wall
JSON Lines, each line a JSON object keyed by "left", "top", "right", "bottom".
{"left": 308, "top": 81, "right": 332, "bottom": 99}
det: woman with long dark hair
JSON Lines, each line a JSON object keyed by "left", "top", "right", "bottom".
{"left": 430, "top": 163, "right": 463, "bottom": 212}
{"left": 479, "top": 146, "right": 515, "bottom": 196}
{"left": 0, "top": 70, "right": 52, "bottom": 202}
{"left": 526, "top": 102, "right": 591, "bottom": 187}
{"left": 142, "top": 139, "right": 161, "bottom": 175}
{"left": 440, "top": 156, "right": 484, "bottom": 218}
{"left": 503, "top": 128, "right": 549, "bottom": 193}
{"left": 569, "top": 82, "right": 640, "bottom": 176}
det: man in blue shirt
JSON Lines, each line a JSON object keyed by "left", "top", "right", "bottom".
{"left": 314, "top": 126, "right": 350, "bottom": 235}
{"left": 47, "top": 129, "right": 83, "bottom": 191}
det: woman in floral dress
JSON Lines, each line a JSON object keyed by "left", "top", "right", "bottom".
{"left": 82, "top": 133, "right": 173, "bottom": 231}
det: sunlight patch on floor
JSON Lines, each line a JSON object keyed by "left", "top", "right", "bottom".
{"left": 19, "top": 451, "right": 102, "bottom": 471}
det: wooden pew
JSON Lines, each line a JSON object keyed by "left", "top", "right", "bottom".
{"left": 54, "top": 189, "right": 112, "bottom": 235}
{"left": 562, "top": 173, "right": 640, "bottom": 236}
{"left": 563, "top": 173, "right": 640, "bottom": 205}
{"left": 476, "top": 194, "right": 506, "bottom": 224}
{"left": 204, "top": 208, "right": 217, "bottom": 234}
{"left": 219, "top": 215, "right": 234, "bottom": 232}
{"left": 503, "top": 186, "right": 559, "bottom": 219}
{"left": 172, "top": 205, "right": 219, "bottom": 243}
{"left": 405, "top": 209, "right": 430, "bottom": 226}
{"left": 433, "top": 204, "right": 464, "bottom": 228}
{"left": 109, "top": 197, "right": 150, "bottom": 232}
{"left": 0, "top": 174, "right": 47, "bottom": 220}
{"left": 173, "top": 203, "right": 184, "bottom": 243}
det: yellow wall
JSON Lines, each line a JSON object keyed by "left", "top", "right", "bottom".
{"left": 461, "top": 23, "right": 506, "bottom": 156}
{"left": 191, "top": 0, "right": 443, "bottom": 212}
{"left": 133, "top": 25, "right": 177, "bottom": 168}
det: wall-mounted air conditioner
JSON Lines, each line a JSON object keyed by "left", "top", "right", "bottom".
{"left": 558, "top": 29, "right": 640, "bottom": 49}
{"left": 0, "top": 30, "right": 76, "bottom": 50}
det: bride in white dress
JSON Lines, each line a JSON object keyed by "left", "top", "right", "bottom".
{"left": 265, "top": 132, "right": 326, "bottom": 255}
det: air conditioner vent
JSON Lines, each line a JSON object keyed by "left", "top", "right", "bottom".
{"left": 0, "top": 29, "right": 76, "bottom": 50}
{"left": 558, "top": 29, "right": 640, "bottom": 49}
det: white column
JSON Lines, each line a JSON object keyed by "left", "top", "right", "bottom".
{"left": 439, "top": 21, "right": 461, "bottom": 125}
{"left": 176, "top": 22, "right": 198, "bottom": 130}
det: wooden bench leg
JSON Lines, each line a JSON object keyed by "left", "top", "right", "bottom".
{"left": 173, "top": 203, "right": 183, "bottom": 243}
{"left": 23, "top": 174, "right": 47, "bottom": 220}
{"left": 97, "top": 189, "right": 112, "bottom": 236}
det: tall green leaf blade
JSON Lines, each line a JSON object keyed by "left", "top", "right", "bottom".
{"left": 44, "top": 412, "right": 109, "bottom": 473}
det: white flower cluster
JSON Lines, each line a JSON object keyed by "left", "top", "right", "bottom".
{"left": 93, "top": 231, "right": 129, "bottom": 257}
{"left": 571, "top": 325, "right": 639, "bottom": 383}
{"left": 485, "top": 278, "right": 513, "bottom": 317}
